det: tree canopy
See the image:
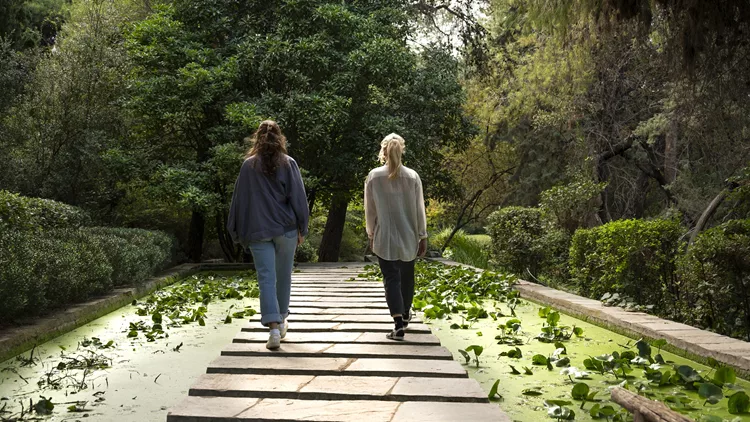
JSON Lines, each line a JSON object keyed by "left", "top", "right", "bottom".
{"left": 122, "top": 0, "right": 472, "bottom": 261}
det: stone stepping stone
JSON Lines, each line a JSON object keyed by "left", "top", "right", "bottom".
{"left": 189, "top": 374, "right": 486, "bottom": 402}
{"left": 292, "top": 294, "right": 384, "bottom": 298}
{"left": 291, "top": 289, "right": 381, "bottom": 294}
{"left": 289, "top": 296, "right": 387, "bottom": 303}
{"left": 289, "top": 301, "right": 388, "bottom": 309}
{"left": 241, "top": 322, "right": 430, "bottom": 333}
{"left": 167, "top": 396, "right": 397, "bottom": 422}
{"left": 206, "top": 356, "right": 467, "bottom": 378}
{"left": 233, "top": 331, "right": 441, "bottom": 345}
{"left": 289, "top": 307, "right": 386, "bottom": 315}
{"left": 393, "top": 402, "right": 510, "bottom": 422}
{"left": 221, "top": 343, "right": 452, "bottom": 360}
{"left": 248, "top": 314, "right": 421, "bottom": 323}
{"left": 291, "top": 283, "right": 380, "bottom": 288}
{"left": 167, "top": 397, "right": 508, "bottom": 422}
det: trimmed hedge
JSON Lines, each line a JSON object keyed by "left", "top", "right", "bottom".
{"left": 486, "top": 207, "right": 568, "bottom": 277}
{"left": 678, "top": 220, "right": 750, "bottom": 340}
{"left": 0, "top": 226, "right": 176, "bottom": 321}
{"left": 86, "top": 227, "right": 175, "bottom": 286}
{"left": 569, "top": 218, "right": 682, "bottom": 308}
{"left": 0, "top": 190, "right": 90, "bottom": 231}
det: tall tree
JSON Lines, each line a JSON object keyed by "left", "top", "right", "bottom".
{"left": 1, "top": 0, "right": 141, "bottom": 213}
{"left": 0, "top": 0, "right": 68, "bottom": 49}
{"left": 125, "top": 0, "right": 472, "bottom": 262}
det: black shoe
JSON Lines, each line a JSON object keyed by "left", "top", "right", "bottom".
{"left": 403, "top": 312, "right": 412, "bottom": 329}
{"left": 386, "top": 327, "right": 405, "bottom": 340}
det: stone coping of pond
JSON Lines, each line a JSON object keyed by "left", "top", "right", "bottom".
{"left": 430, "top": 258, "right": 750, "bottom": 379}
{"left": 0, "top": 262, "right": 260, "bottom": 364}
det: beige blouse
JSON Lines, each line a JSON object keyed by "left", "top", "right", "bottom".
{"left": 364, "top": 165, "right": 428, "bottom": 261}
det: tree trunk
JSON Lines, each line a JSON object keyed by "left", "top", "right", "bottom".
{"left": 307, "top": 188, "right": 317, "bottom": 216}
{"left": 633, "top": 171, "right": 650, "bottom": 218}
{"left": 187, "top": 211, "right": 205, "bottom": 263}
{"left": 610, "top": 387, "right": 692, "bottom": 422}
{"left": 596, "top": 161, "right": 612, "bottom": 223}
{"left": 664, "top": 118, "right": 678, "bottom": 184}
{"left": 688, "top": 188, "right": 729, "bottom": 247}
{"left": 318, "top": 193, "right": 349, "bottom": 262}
{"left": 216, "top": 212, "right": 240, "bottom": 262}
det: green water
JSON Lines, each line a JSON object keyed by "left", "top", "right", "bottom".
{"left": 2, "top": 268, "right": 748, "bottom": 422}
{"left": 0, "top": 281, "right": 259, "bottom": 421}
{"left": 427, "top": 298, "right": 750, "bottom": 422}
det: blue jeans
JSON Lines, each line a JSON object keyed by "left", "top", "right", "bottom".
{"left": 247, "top": 229, "right": 297, "bottom": 326}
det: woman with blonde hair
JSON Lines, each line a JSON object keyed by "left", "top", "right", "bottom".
{"left": 228, "top": 120, "right": 309, "bottom": 349}
{"left": 364, "top": 133, "right": 428, "bottom": 340}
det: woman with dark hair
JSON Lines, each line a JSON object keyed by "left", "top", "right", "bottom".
{"left": 228, "top": 120, "right": 309, "bottom": 349}
{"left": 364, "top": 133, "right": 428, "bottom": 340}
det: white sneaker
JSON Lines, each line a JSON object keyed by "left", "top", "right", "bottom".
{"left": 266, "top": 330, "right": 281, "bottom": 350}
{"left": 280, "top": 320, "right": 288, "bottom": 339}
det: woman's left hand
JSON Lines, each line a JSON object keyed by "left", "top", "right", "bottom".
{"left": 297, "top": 233, "right": 305, "bottom": 246}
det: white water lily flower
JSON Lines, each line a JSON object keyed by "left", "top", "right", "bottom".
{"left": 631, "top": 356, "right": 650, "bottom": 365}
{"left": 575, "top": 370, "right": 590, "bottom": 378}
{"left": 560, "top": 367, "right": 590, "bottom": 378}
{"left": 648, "top": 363, "right": 662, "bottom": 370}
{"left": 560, "top": 367, "right": 578, "bottom": 376}
{"left": 553, "top": 348, "right": 565, "bottom": 357}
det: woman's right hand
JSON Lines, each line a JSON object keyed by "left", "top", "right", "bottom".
{"left": 297, "top": 232, "right": 305, "bottom": 246}
{"left": 417, "top": 238, "right": 427, "bottom": 257}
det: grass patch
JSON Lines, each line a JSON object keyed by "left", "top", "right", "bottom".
{"left": 431, "top": 228, "right": 490, "bottom": 269}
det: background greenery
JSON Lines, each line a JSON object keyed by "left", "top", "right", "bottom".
{"left": 0, "top": 191, "right": 176, "bottom": 321}
{"left": 1, "top": 0, "right": 749, "bottom": 340}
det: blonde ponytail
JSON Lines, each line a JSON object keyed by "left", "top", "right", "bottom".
{"left": 378, "top": 133, "right": 405, "bottom": 179}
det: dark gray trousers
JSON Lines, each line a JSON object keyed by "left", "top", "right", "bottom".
{"left": 378, "top": 257, "right": 415, "bottom": 317}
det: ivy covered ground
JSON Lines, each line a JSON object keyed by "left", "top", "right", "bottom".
{"left": 362, "top": 261, "right": 750, "bottom": 422}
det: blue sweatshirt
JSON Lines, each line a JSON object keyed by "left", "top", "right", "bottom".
{"left": 227, "top": 154, "right": 309, "bottom": 247}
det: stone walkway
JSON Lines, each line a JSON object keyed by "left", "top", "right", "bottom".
{"left": 167, "top": 262, "right": 509, "bottom": 422}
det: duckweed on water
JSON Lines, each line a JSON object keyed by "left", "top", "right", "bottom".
{"left": 363, "top": 261, "right": 750, "bottom": 422}
{"left": 0, "top": 271, "right": 259, "bottom": 421}
{"left": 129, "top": 271, "right": 259, "bottom": 341}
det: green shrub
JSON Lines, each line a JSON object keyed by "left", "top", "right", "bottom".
{"left": 38, "top": 229, "right": 114, "bottom": 303}
{"left": 0, "top": 229, "right": 112, "bottom": 320}
{"left": 0, "top": 230, "right": 39, "bottom": 318}
{"left": 0, "top": 226, "right": 176, "bottom": 320}
{"left": 569, "top": 218, "right": 682, "bottom": 308}
{"left": 0, "top": 190, "right": 90, "bottom": 232}
{"left": 295, "top": 240, "right": 317, "bottom": 263}
{"left": 539, "top": 178, "right": 605, "bottom": 234}
{"left": 85, "top": 227, "right": 176, "bottom": 286}
{"left": 486, "top": 207, "right": 568, "bottom": 278}
{"left": 678, "top": 219, "right": 750, "bottom": 340}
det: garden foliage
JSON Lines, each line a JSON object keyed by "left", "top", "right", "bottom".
{"left": 430, "top": 228, "right": 490, "bottom": 269}
{"left": 0, "top": 189, "right": 90, "bottom": 232}
{"left": 486, "top": 206, "right": 568, "bottom": 278}
{"left": 0, "top": 193, "right": 176, "bottom": 321}
{"left": 487, "top": 200, "right": 750, "bottom": 340}
{"left": 678, "top": 220, "right": 750, "bottom": 340}
{"left": 568, "top": 218, "right": 682, "bottom": 307}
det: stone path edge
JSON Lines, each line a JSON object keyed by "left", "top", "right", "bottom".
{"left": 0, "top": 262, "right": 255, "bottom": 363}
{"left": 430, "top": 258, "right": 750, "bottom": 379}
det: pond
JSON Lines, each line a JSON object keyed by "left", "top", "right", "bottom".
{"left": 0, "top": 271, "right": 260, "bottom": 421}
{"left": 367, "top": 261, "right": 750, "bottom": 422}
{"left": 429, "top": 300, "right": 750, "bottom": 422}
{"left": 3, "top": 263, "right": 749, "bottom": 422}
